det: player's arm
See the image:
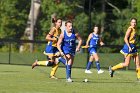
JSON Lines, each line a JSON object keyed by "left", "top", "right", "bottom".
{"left": 99, "top": 37, "right": 104, "bottom": 46}
{"left": 46, "top": 27, "right": 57, "bottom": 41}
{"left": 85, "top": 33, "right": 92, "bottom": 46}
{"left": 75, "top": 32, "right": 82, "bottom": 52}
{"left": 57, "top": 33, "right": 64, "bottom": 56}
{"left": 124, "top": 28, "right": 132, "bottom": 52}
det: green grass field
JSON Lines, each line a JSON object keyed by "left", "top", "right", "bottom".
{"left": 0, "top": 64, "right": 139, "bottom": 93}
{"left": 0, "top": 52, "right": 136, "bottom": 69}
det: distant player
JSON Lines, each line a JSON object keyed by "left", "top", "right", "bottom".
{"left": 57, "top": 20, "right": 82, "bottom": 82}
{"left": 109, "top": 18, "right": 140, "bottom": 81}
{"left": 84, "top": 25, "right": 104, "bottom": 74}
{"left": 32, "top": 18, "right": 66, "bottom": 79}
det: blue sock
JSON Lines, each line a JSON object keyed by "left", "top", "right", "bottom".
{"left": 95, "top": 61, "right": 100, "bottom": 71}
{"left": 58, "top": 57, "right": 66, "bottom": 65}
{"left": 86, "top": 61, "right": 92, "bottom": 70}
{"left": 66, "top": 65, "right": 71, "bottom": 79}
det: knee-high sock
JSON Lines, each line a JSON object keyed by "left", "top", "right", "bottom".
{"left": 50, "top": 63, "right": 59, "bottom": 76}
{"left": 37, "top": 61, "right": 48, "bottom": 66}
{"left": 136, "top": 68, "right": 140, "bottom": 79}
{"left": 58, "top": 57, "right": 66, "bottom": 65}
{"left": 95, "top": 61, "right": 100, "bottom": 71}
{"left": 86, "top": 61, "right": 92, "bottom": 70}
{"left": 112, "top": 63, "right": 123, "bottom": 71}
{"left": 66, "top": 65, "right": 71, "bottom": 79}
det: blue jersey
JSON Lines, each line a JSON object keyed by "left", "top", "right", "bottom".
{"left": 61, "top": 29, "right": 76, "bottom": 55}
{"left": 89, "top": 33, "right": 100, "bottom": 47}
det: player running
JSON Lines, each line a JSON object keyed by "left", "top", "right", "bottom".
{"left": 109, "top": 18, "right": 140, "bottom": 81}
{"left": 32, "top": 18, "right": 66, "bottom": 79}
{"left": 57, "top": 20, "right": 82, "bottom": 82}
{"left": 84, "top": 25, "right": 104, "bottom": 74}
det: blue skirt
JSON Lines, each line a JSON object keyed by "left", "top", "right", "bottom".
{"left": 88, "top": 47, "right": 97, "bottom": 55}
{"left": 120, "top": 44, "right": 138, "bottom": 56}
{"left": 61, "top": 46, "right": 76, "bottom": 56}
{"left": 44, "top": 45, "right": 59, "bottom": 56}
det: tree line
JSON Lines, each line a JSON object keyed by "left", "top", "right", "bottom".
{"left": 0, "top": 0, "right": 140, "bottom": 52}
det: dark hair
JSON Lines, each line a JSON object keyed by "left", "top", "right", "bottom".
{"left": 52, "top": 18, "right": 62, "bottom": 23}
{"left": 65, "top": 20, "right": 72, "bottom": 26}
{"left": 93, "top": 24, "right": 99, "bottom": 30}
{"left": 94, "top": 24, "right": 99, "bottom": 27}
{"left": 93, "top": 24, "right": 100, "bottom": 33}
{"left": 130, "top": 18, "right": 137, "bottom": 22}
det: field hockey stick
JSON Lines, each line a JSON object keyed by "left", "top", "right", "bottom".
{"left": 81, "top": 45, "right": 89, "bottom": 48}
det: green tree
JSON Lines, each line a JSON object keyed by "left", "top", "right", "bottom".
{"left": 100, "top": 0, "right": 140, "bottom": 52}
{"left": 36, "top": 0, "right": 87, "bottom": 40}
{"left": 1, "top": 0, "right": 140, "bottom": 52}
{"left": 0, "top": 0, "right": 30, "bottom": 39}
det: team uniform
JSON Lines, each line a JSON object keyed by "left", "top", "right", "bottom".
{"left": 43, "top": 27, "right": 62, "bottom": 77}
{"left": 44, "top": 27, "right": 61, "bottom": 59}
{"left": 120, "top": 26, "right": 138, "bottom": 56}
{"left": 32, "top": 27, "right": 65, "bottom": 79}
{"left": 88, "top": 33, "right": 100, "bottom": 55}
{"left": 85, "top": 33, "right": 104, "bottom": 74}
{"left": 61, "top": 29, "right": 76, "bottom": 56}
{"left": 61, "top": 29, "right": 76, "bottom": 80}
{"left": 109, "top": 26, "right": 140, "bottom": 80}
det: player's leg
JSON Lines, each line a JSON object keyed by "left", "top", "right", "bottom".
{"left": 112, "top": 55, "right": 131, "bottom": 70}
{"left": 50, "top": 63, "right": 59, "bottom": 79}
{"left": 58, "top": 57, "right": 66, "bottom": 65}
{"left": 32, "top": 45, "right": 56, "bottom": 69}
{"left": 109, "top": 44, "right": 131, "bottom": 77}
{"left": 32, "top": 59, "right": 38, "bottom": 69}
{"left": 85, "top": 55, "right": 94, "bottom": 74}
{"left": 49, "top": 51, "right": 60, "bottom": 79}
{"left": 109, "top": 55, "right": 131, "bottom": 77}
{"left": 66, "top": 54, "right": 74, "bottom": 82}
{"left": 32, "top": 60, "right": 48, "bottom": 68}
{"left": 61, "top": 46, "right": 74, "bottom": 82}
{"left": 49, "top": 56, "right": 66, "bottom": 79}
{"left": 93, "top": 53, "right": 104, "bottom": 74}
{"left": 133, "top": 54, "right": 140, "bottom": 80}
{"left": 32, "top": 55, "right": 54, "bottom": 69}
{"left": 85, "top": 47, "right": 95, "bottom": 74}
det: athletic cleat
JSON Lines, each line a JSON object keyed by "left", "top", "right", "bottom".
{"left": 85, "top": 70, "right": 93, "bottom": 74}
{"left": 109, "top": 66, "right": 114, "bottom": 77}
{"left": 32, "top": 60, "right": 38, "bottom": 69}
{"left": 97, "top": 69, "right": 104, "bottom": 74}
{"left": 66, "top": 78, "right": 73, "bottom": 82}
{"left": 49, "top": 75, "right": 58, "bottom": 79}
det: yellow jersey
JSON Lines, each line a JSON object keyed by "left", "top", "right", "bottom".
{"left": 47, "top": 27, "right": 61, "bottom": 47}
{"left": 128, "top": 26, "right": 137, "bottom": 44}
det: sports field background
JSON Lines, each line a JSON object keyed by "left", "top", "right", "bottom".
{"left": 0, "top": 43, "right": 139, "bottom": 93}
{"left": 0, "top": 64, "right": 139, "bottom": 93}
{"left": 0, "top": 52, "right": 136, "bottom": 69}
{"left": 0, "top": 41, "right": 137, "bottom": 70}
